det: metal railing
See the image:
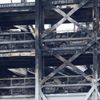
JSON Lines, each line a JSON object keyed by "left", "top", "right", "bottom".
{"left": 0, "top": 32, "right": 35, "bottom": 53}
{"left": 0, "top": 75, "right": 98, "bottom": 95}
{"left": 42, "top": 75, "right": 92, "bottom": 94}
{"left": 0, "top": 77, "right": 35, "bottom": 96}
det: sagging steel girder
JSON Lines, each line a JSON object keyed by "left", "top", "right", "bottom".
{"left": 34, "top": 0, "right": 100, "bottom": 100}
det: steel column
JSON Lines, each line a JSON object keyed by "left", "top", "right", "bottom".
{"left": 84, "top": 0, "right": 99, "bottom": 99}
{"left": 92, "top": 0, "right": 99, "bottom": 99}
{"left": 35, "top": 0, "right": 44, "bottom": 100}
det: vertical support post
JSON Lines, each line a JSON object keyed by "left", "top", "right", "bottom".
{"left": 10, "top": 78, "right": 13, "bottom": 95}
{"left": 35, "top": 0, "right": 44, "bottom": 100}
{"left": 93, "top": 0, "right": 99, "bottom": 99}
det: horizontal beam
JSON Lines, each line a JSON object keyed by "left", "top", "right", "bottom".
{"left": 0, "top": 49, "right": 34, "bottom": 53}
{"left": 43, "top": 37, "right": 90, "bottom": 42}
{"left": 0, "top": 40, "right": 34, "bottom": 45}
{"left": 0, "top": 85, "right": 35, "bottom": 89}
{"left": 0, "top": 77, "right": 35, "bottom": 80}
{"left": 0, "top": 2, "right": 35, "bottom": 8}
{"left": 0, "top": 1, "right": 99, "bottom": 9}
{"left": 0, "top": 93, "right": 88, "bottom": 100}
{"left": 0, "top": 32, "right": 31, "bottom": 35}
{"left": 42, "top": 83, "right": 91, "bottom": 87}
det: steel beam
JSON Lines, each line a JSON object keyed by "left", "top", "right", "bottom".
{"left": 14, "top": 25, "right": 28, "bottom": 32}
{"left": 92, "top": 0, "right": 99, "bottom": 99}
{"left": 41, "top": 90, "right": 48, "bottom": 100}
{"left": 93, "top": 0, "right": 99, "bottom": 80}
{"left": 43, "top": 37, "right": 100, "bottom": 42}
{"left": 42, "top": 83, "right": 91, "bottom": 88}
{"left": 29, "top": 25, "right": 36, "bottom": 38}
{"left": 0, "top": 40, "right": 34, "bottom": 45}
{"left": 35, "top": 0, "right": 43, "bottom": 100}
{"left": 53, "top": 8, "right": 87, "bottom": 31}
{"left": 0, "top": 0, "right": 100, "bottom": 97}
{"left": 95, "top": 87, "right": 100, "bottom": 98}
{"left": 41, "top": 39, "right": 95, "bottom": 84}
{"left": 54, "top": 55, "right": 92, "bottom": 81}
{"left": 43, "top": 37, "right": 90, "bottom": 42}
{"left": 42, "top": 0, "right": 90, "bottom": 38}
{"left": 84, "top": 86, "right": 95, "bottom": 100}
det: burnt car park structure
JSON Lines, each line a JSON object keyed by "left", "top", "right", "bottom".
{"left": 0, "top": 0, "right": 99, "bottom": 100}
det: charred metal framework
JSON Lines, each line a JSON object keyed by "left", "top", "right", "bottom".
{"left": 0, "top": 0, "right": 99, "bottom": 100}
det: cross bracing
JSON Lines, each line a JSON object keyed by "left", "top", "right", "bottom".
{"left": 0, "top": 0, "right": 99, "bottom": 100}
